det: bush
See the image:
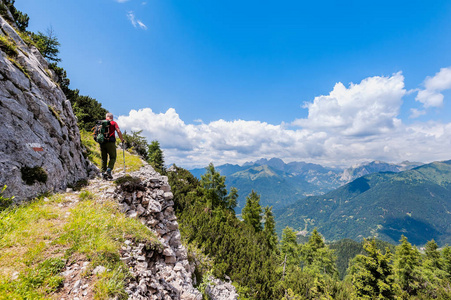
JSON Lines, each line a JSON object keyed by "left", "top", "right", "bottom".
{"left": 21, "top": 166, "right": 48, "bottom": 185}
{"left": 0, "top": 185, "right": 14, "bottom": 211}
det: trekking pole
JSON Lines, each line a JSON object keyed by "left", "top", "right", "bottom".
{"left": 122, "top": 142, "right": 126, "bottom": 174}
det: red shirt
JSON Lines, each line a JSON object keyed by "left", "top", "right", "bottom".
{"left": 108, "top": 120, "right": 119, "bottom": 139}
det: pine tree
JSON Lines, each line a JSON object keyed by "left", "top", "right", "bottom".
{"left": 421, "top": 239, "right": 448, "bottom": 298}
{"left": 147, "top": 140, "right": 165, "bottom": 173}
{"left": 242, "top": 190, "right": 263, "bottom": 232}
{"left": 263, "top": 206, "right": 278, "bottom": 251}
{"left": 443, "top": 246, "right": 451, "bottom": 280}
{"left": 32, "top": 27, "right": 61, "bottom": 62}
{"left": 0, "top": 0, "right": 29, "bottom": 31}
{"left": 280, "top": 226, "right": 300, "bottom": 266}
{"left": 300, "top": 229, "right": 338, "bottom": 278}
{"left": 200, "top": 163, "right": 238, "bottom": 211}
{"left": 393, "top": 235, "right": 423, "bottom": 297}
{"left": 349, "top": 238, "right": 395, "bottom": 299}
{"left": 424, "top": 239, "right": 441, "bottom": 269}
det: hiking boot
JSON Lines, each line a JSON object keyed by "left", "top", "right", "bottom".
{"left": 106, "top": 168, "right": 113, "bottom": 180}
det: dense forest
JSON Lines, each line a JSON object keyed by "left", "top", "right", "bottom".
{"left": 167, "top": 163, "right": 451, "bottom": 299}
{"left": 3, "top": 1, "right": 451, "bottom": 298}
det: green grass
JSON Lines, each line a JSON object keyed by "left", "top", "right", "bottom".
{"left": 0, "top": 191, "right": 160, "bottom": 299}
{"left": 0, "top": 185, "right": 14, "bottom": 211}
{"left": 58, "top": 199, "right": 158, "bottom": 261}
{"left": 0, "top": 35, "right": 18, "bottom": 57}
{"left": 79, "top": 190, "right": 95, "bottom": 201}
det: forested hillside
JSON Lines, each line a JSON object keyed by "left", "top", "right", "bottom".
{"left": 168, "top": 163, "right": 451, "bottom": 299}
{"left": 276, "top": 160, "right": 451, "bottom": 246}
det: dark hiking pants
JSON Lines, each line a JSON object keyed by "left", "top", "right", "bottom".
{"left": 101, "top": 142, "right": 117, "bottom": 172}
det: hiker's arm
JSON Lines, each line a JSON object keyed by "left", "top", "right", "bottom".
{"left": 116, "top": 128, "right": 124, "bottom": 143}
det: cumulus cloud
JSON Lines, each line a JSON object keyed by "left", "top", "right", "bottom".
{"left": 416, "top": 67, "right": 451, "bottom": 108}
{"left": 293, "top": 72, "right": 406, "bottom": 136}
{"left": 117, "top": 72, "right": 451, "bottom": 168}
{"left": 127, "top": 11, "right": 147, "bottom": 30}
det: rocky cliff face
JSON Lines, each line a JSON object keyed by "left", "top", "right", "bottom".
{"left": 113, "top": 166, "right": 202, "bottom": 300}
{"left": 0, "top": 14, "right": 91, "bottom": 201}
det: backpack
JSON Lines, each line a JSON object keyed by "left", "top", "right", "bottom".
{"left": 92, "top": 120, "right": 111, "bottom": 144}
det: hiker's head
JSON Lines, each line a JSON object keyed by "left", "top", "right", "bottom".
{"left": 106, "top": 113, "right": 114, "bottom": 120}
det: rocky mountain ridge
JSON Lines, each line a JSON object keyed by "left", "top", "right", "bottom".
{"left": 189, "top": 158, "right": 422, "bottom": 211}
{"left": 0, "top": 13, "right": 93, "bottom": 201}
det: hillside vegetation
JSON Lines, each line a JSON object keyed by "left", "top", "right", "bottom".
{"left": 276, "top": 160, "right": 451, "bottom": 246}
{"left": 0, "top": 188, "right": 160, "bottom": 299}
{"left": 168, "top": 163, "right": 451, "bottom": 299}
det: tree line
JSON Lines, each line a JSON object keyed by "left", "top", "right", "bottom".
{"left": 168, "top": 163, "right": 451, "bottom": 299}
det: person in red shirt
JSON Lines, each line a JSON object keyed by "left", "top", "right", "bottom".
{"left": 101, "top": 113, "right": 124, "bottom": 179}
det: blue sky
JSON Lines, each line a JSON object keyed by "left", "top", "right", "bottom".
{"left": 17, "top": 0, "right": 451, "bottom": 168}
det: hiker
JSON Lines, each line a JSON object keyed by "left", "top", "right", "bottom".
{"left": 101, "top": 113, "right": 124, "bottom": 179}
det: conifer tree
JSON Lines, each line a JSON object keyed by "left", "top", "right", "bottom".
{"left": 393, "top": 235, "right": 423, "bottom": 297}
{"left": 420, "top": 239, "right": 449, "bottom": 298}
{"left": 443, "top": 246, "right": 451, "bottom": 280}
{"left": 0, "top": 0, "right": 29, "bottom": 31}
{"left": 242, "top": 190, "right": 263, "bottom": 232}
{"left": 32, "top": 27, "right": 61, "bottom": 62}
{"left": 349, "top": 238, "right": 395, "bottom": 299}
{"left": 300, "top": 229, "right": 338, "bottom": 278}
{"left": 263, "top": 206, "right": 278, "bottom": 251}
{"left": 200, "top": 163, "right": 238, "bottom": 211}
{"left": 281, "top": 226, "right": 300, "bottom": 266}
{"left": 147, "top": 140, "right": 165, "bottom": 173}
{"left": 424, "top": 239, "right": 442, "bottom": 269}
{"left": 122, "top": 130, "right": 148, "bottom": 160}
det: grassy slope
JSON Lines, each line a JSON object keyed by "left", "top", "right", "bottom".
{"left": 0, "top": 134, "right": 157, "bottom": 299}
{"left": 80, "top": 129, "right": 144, "bottom": 173}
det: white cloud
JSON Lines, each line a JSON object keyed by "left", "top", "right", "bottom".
{"left": 416, "top": 67, "right": 451, "bottom": 108}
{"left": 409, "top": 108, "right": 426, "bottom": 119}
{"left": 293, "top": 72, "right": 406, "bottom": 136}
{"left": 127, "top": 11, "right": 147, "bottom": 30}
{"left": 117, "top": 72, "right": 451, "bottom": 169}
{"left": 137, "top": 20, "right": 148, "bottom": 30}
{"left": 127, "top": 11, "right": 137, "bottom": 27}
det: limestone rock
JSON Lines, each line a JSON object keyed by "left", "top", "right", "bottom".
{"left": 0, "top": 14, "right": 89, "bottom": 201}
{"left": 114, "top": 165, "right": 202, "bottom": 300}
{"left": 205, "top": 277, "right": 239, "bottom": 300}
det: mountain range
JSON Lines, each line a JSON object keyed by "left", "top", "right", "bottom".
{"left": 190, "top": 158, "right": 422, "bottom": 211}
{"left": 275, "top": 160, "right": 451, "bottom": 246}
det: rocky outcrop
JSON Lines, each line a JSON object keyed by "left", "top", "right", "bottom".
{"left": 114, "top": 165, "right": 202, "bottom": 300}
{"left": 205, "top": 277, "right": 239, "bottom": 300}
{"left": 0, "top": 13, "right": 90, "bottom": 201}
